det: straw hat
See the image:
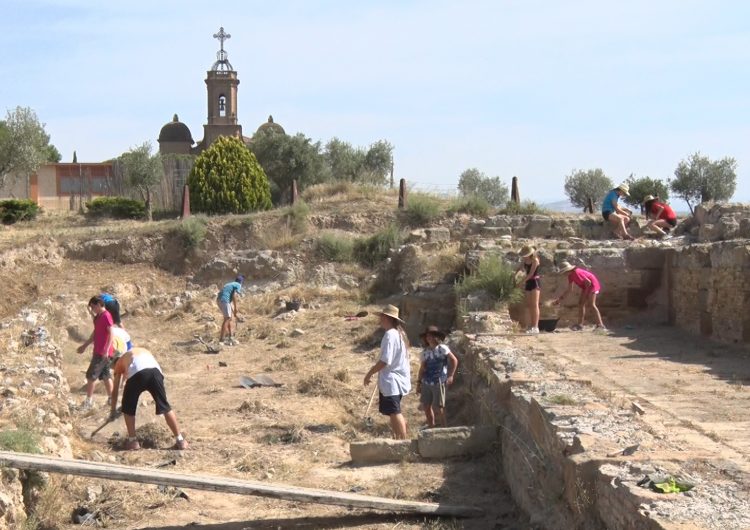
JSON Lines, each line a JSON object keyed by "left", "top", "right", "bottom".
{"left": 557, "top": 261, "right": 576, "bottom": 273}
{"left": 616, "top": 183, "right": 630, "bottom": 196}
{"left": 642, "top": 194, "right": 656, "bottom": 204}
{"left": 377, "top": 304, "right": 405, "bottom": 324}
{"left": 419, "top": 325, "right": 446, "bottom": 342}
{"left": 518, "top": 245, "right": 536, "bottom": 258}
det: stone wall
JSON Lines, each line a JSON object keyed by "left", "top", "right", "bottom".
{"left": 668, "top": 242, "right": 750, "bottom": 344}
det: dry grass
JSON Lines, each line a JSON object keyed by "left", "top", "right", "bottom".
{"left": 235, "top": 451, "right": 294, "bottom": 481}
{"left": 297, "top": 372, "right": 356, "bottom": 399}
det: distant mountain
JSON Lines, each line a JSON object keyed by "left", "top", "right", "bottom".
{"left": 541, "top": 199, "right": 580, "bottom": 213}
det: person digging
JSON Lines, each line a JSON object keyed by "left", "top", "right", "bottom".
{"left": 110, "top": 347, "right": 188, "bottom": 450}
{"left": 217, "top": 275, "right": 244, "bottom": 346}
{"left": 416, "top": 326, "right": 458, "bottom": 429}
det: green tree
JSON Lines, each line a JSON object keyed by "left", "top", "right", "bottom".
{"left": 323, "top": 138, "right": 393, "bottom": 185}
{"left": 189, "top": 136, "right": 271, "bottom": 215}
{"left": 118, "top": 142, "right": 164, "bottom": 221}
{"left": 563, "top": 168, "right": 613, "bottom": 211}
{"left": 670, "top": 152, "right": 737, "bottom": 214}
{"left": 0, "top": 106, "right": 60, "bottom": 187}
{"left": 623, "top": 175, "right": 670, "bottom": 211}
{"left": 250, "top": 131, "right": 328, "bottom": 204}
{"left": 457, "top": 168, "right": 509, "bottom": 207}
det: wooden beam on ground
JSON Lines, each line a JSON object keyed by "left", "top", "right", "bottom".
{"left": 0, "top": 451, "right": 483, "bottom": 518}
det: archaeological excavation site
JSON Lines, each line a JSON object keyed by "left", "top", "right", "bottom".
{"left": 1, "top": 188, "right": 749, "bottom": 529}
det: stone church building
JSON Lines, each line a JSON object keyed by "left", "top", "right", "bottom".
{"left": 157, "top": 27, "right": 284, "bottom": 156}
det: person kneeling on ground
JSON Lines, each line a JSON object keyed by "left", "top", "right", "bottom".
{"left": 364, "top": 305, "right": 411, "bottom": 439}
{"left": 217, "top": 275, "right": 244, "bottom": 346}
{"left": 642, "top": 195, "right": 677, "bottom": 237}
{"left": 417, "top": 326, "right": 458, "bottom": 429}
{"left": 601, "top": 183, "right": 634, "bottom": 240}
{"left": 553, "top": 261, "right": 606, "bottom": 331}
{"left": 109, "top": 347, "right": 188, "bottom": 451}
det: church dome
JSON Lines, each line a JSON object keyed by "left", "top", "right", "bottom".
{"left": 255, "top": 115, "right": 285, "bottom": 136}
{"left": 158, "top": 114, "right": 194, "bottom": 144}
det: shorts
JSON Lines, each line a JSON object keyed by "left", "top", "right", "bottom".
{"left": 86, "top": 354, "right": 111, "bottom": 382}
{"left": 420, "top": 382, "right": 446, "bottom": 409}
{"left": 104, "top": 299, "right": 121, "bottom": 325}
{"left": 665, "top": 218, "right": 677, "bottom": 227}
{"left": 121, "top": 368, "right": 171, "bottom": 416}
{"left": 378, "top": 392, "right": 403, "bottom": 416}
{"left": 602, "top": 211, "right": 612, "bottom": 221}
{"left": 524, "top": 278, "right": 541, "bottom": 291}
{"left": 217, "top": 299, "right": 232, "bottom": 319}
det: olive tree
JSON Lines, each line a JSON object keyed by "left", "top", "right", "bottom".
{"left": 457, "top": 168, "right": 508, "bottom": 207}
{"left": 119, "top": 142, "right": 164, "bottom": 221}
{"left": 670, "top": 152, "right": 737, "bottom": 214}
{"left": 563, "top": 168, "right": 613, "bottom": 212}
{"left": 0, "top": 106, "right": 60, "bottom": 187}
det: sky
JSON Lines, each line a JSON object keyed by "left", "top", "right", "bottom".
{"left": 1, "top": 0, "right": 748, "bottom": 204}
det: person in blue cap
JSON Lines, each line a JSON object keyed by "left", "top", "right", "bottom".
{"left": 217, "top": 275, "right": 244, "bottom": 345}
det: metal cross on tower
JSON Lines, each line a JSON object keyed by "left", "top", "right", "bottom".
{"left": 213, "top": 27, "right": 231, "bottom": 51}
{"left": 211, "top": 27, "right": 234, "bottom": 71}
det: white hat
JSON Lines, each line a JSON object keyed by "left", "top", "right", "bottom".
{"left": 377, "top": 304, "right": 405, "bottom": 324}
{"left": 616, "top": 183, "right": 630, "bottom": 196}
{"left": 557, "top": 261, "right": 576, "bottom": 273}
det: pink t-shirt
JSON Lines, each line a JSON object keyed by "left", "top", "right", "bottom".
{"left": 567, "top": 268, "right": 601, "bottom": 293}
{"left": 93, "top": 311, "right": 114, "bottom": 358}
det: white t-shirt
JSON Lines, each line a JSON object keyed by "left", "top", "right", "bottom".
{"left": 111, "top": 327, "right": 132, "bottom": 357}
{"left": 378, "top": 328, "right": 411, "bottom": 397}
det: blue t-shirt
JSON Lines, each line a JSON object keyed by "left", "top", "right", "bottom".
{"left": 601, "top": 190, "right": 620, "bottom": 215}
{"left": 218, "top": 281, "right": 242, "bottom": 303}
{"left": 420, "top": 344, "right": 451, "bottom": 384}
{"left": 100, "top": 293, "right": 115, "bottom": 303}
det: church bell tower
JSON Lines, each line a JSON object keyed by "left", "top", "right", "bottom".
{"left": 203, "top": 27, "right": 242, "bottom": 146}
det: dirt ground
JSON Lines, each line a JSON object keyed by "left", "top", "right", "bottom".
{"left": 29, "top": 260, "right": 524, "bottom": 530}
{"left": 514, "top": 324, "right": 750, "bottom": 489}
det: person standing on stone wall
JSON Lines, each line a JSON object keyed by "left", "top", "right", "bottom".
{"left": 417, "top": 325, "right": 458, "bottom": 428}
{"left": 517, "top": 245, "right": 541, "bottom": 334}
{"left": 216, "top": 275, "right": 244, "bottom": 346}
{"left": 364, "top": 305, "right": 411, "bottom": 439}
{"left": 553, "top": 261, "right": 606, "bottom": 331}
{"left": 601, "top": 183, "right": 634, "bottom": 240}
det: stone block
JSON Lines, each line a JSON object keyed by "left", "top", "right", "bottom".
{"left": 481, "top": 226, "right": 513, "bottom": 237}
{"left": 417, "top": 426, "right": 496, "bottom": 459}
{"left": 424, "top": 227, "right": 450, "bottom": 242}
{"left": 624, "top": 247, "right": 665, "bottom": 270}
{"left": 350, "top": 438, "right": 417, "bottom": 465}
{"left": 524, "top": 216, "right": 553, "bottom": 238}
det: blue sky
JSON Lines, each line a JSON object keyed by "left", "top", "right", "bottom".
{"left": 1, "top": 0, "right": 748, "bottom": 203}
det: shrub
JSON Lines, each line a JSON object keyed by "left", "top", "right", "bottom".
{"left": 624, "top": 176, "right": 670, "bottom": 209}
{"left": 401, "top": 192, "right": 442, "bottom": 227}
{"left": 447, "top": 195, "right": 491, "bottom": 216}
{"left": 499, "top": 200, "right": 548, "bottom": 215}
{"left": 302, "top": 181, "right": 354, "bottom": 202}
{"left": 354, "top": 224, "right": 402, "bottom": 267}
{"left": 85, "top": 197, "right": 145, "bottom": 219}
{"left": 316, "top": 233, "right": 354, "bottom": 262}
{"left": 455, "top": 254, "right": 521, "bottom": 305}
{"left": 282, "top": 200, "right": 310, "bottom": 234}
{"left": 0, "top": 427, "right": 41, "bottom": 453}
{"left": 171, "top": 215, "right": 208, "bottom": 249}
{"left": 0, "top": 199, "right": 40, "bottom": 224}
{"left": 189, "top": 136, "right": 272, "bottom": 214}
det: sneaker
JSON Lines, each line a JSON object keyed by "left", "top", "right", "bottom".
{"left": 525, "top": 327, "right": 540, "bottom": 335}
{"left": 570, "top": 324, "right": 583, "bottom": 331}
{"left": 227, "top": 338, "right": 239, "bottom": 346}
{"left": 594, "top": 325, "right": 608, "bottom": 332}
{"left": 80, "top": 399, "right": 93, "bottom": 411}
{"left": 125, "top": 439, "right": 141, "bottom": 451}
{"left": 172, "top": 439, "right": 188, "bottom": 450}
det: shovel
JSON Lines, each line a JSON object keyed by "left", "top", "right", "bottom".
{"left": 90, "top": 411, "right": 121, "bottom": 438}
{"left": 363, "top": 385, "right": 378, "bottom": 426}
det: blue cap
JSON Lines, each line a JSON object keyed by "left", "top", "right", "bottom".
{"left": 236, "top": 275, "right": 245, "bottom": 283}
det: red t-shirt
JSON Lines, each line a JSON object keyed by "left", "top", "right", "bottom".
{"left": 649, "top": 201, "right": 676, "bottom": 221}
{"left": 93, "top": 311, "right": 114, "bottom": 358}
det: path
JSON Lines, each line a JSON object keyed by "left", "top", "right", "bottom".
{"left": 515, "top": 325, "right": 750, "bottom": 481}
